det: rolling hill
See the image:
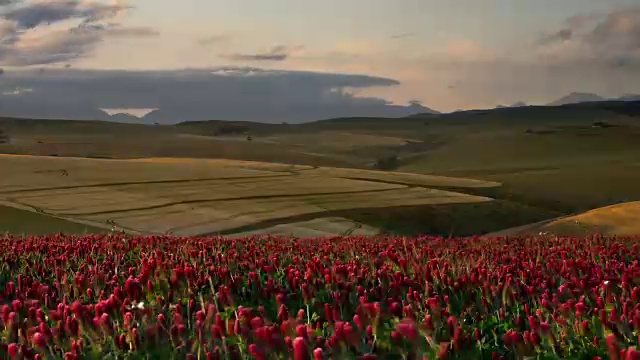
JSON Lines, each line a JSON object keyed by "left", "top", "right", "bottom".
{"left": 548, "top": 92, "right": 605, "bottom": 106}
{"left": 1, "top": 100, "right": 639, "bottom": 236}
{"left": 548, "top": 92, "right": 640, "bottom": 106}
{"left": 490, "top": 201, "right": 640, "bottom": 237}
{"left": 1, "top": 154, "right": 547, "bottom": 237}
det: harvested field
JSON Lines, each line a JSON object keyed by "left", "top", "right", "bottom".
{"left": 0, "top": 155, "right": 495, "bottom": 235}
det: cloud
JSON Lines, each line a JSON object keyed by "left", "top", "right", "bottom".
{"left": 442, "top": 39, "right": 495, "bottom": 62}
{"left": 222, "top": 45, "right": 303, "bottom": 62}
{"left": 391, "top": 33, "right": 415, "bottom": 39}
{"left": 0, "top": 23, "right": 156, "bottom": 66}
{"left": 535, "top": 7, "right": 640, "bottom": 69}
{"left": 0, "top": 0, "right": 157, "bottom": 66}
{"left": 1, "top": 23, "right": 103, "bottom": 65}
{"left": 3, "top": 0, "right": 129, "bottom": 29}
{"left": 587, "top": 8, "right": 640, "bottom": 49}
{"left": 0, "top": 67, "right": 430, "bottom": 123}
{"left": 197, "top": 34, "right": 230, "bottom": 46}
{"left": 538, "top": 28, "right": 573, "bottom": 45}
{"left": 103, "top": 26, "right": 159, "bottom": 38}
{"left": 2, "top": 86, "right": 32, "bottom": 95}
{"left": 0, "top": 18, "right": 16, "bottom": 38}
{"left": 565, "top": 13, "right": 602, "bottom": 30}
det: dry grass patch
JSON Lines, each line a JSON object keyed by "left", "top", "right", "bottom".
{"left": 84, "top": 187, "right": 490, "bottom": 235}
{"left": 543, "top": 201, "right": 640, "bottom": 236}
{"left": 0, "top": 155, "right": 288, "bottom": 192}
{"left": 490, "top": 201, "right": 640, "bottom": 237}
{"left": 0, "top": 155, "right": 494, "bottom": 235}
{"left": 9, "top": 176, "right": 400, "bottom": 215}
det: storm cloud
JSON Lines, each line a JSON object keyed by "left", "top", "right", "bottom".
{"left": 0, "top": 67, "right": 432, "bottom": 123}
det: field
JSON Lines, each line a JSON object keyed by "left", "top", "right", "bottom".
{"left": 1, "top": 101, "right": 640, "bottom": 236}
{"left": 492, "top": 201, "right": 640, "bottom": 237}
{"left": 0, "top": 154, "right": 510, "bottom": 236}
{"left": 1, "top": 102, "right": 640, "bottom": 359}
{"left": 397, "top": 129, "right": 640, "bottom": 213}
{"left": 1, "top": 233, "right": 640, "bottom": 359}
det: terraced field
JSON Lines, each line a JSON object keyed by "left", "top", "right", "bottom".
{"left": 0, "top": 155, "right": 496, "bottom": 236}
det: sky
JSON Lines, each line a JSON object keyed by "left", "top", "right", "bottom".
{"left": 1, "top": 0, "right": 640, "bottom": 122}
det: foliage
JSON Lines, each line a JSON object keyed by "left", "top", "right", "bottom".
{"left": 373, "top": 155, "right": 399, "bottom": 171}
{"left": 213, "top": 125, "right": 249, "bottom": 136}
{"left": 0, "top": 129, "right": 8, "bottom": 144}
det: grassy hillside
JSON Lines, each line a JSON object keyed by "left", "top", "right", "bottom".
{"left": 1, "top": 100, "right": 639, "bottom": 235}
{"left": 490, "top": 201, "right": 640, "bottom": 237}
{"left": 0, "top": 204, "right": 106, "bottom": 235}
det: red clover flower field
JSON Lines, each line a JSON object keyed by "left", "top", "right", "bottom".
{"left": 1, "top": 234, "right": 640, "bottom": 359}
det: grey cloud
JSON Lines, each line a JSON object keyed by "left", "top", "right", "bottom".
{"left": 587, "top": 8, "right": 640, "bottom": 49}
{"left": 536, "top": 7, "right": 640, "bottom": 69}
{"left": 0, "top": 67, "right": 430, "bottom": 123}
{"left": 538, "top": 28, "right": 573, "bottom": 45}
{"left": 0, "top": 19, "right": 16, "bottom": 38}
{"left": 102, "top": 26, "right": 159, "bottom": 38}
{"left": 0, "top": 24, "right": 103, "bottom": 66}
{"left": 222, "top": 45, "right": 299, "bottom": 62}
{"left": 610, "top": 57, "right": 640, "bottom": 69}
{"left": 0, "top": 1, "right": 156, "bottom": 66}
{"left": 564, "top": 13, "right": 601, "bottom": 30}
{"left": 4, "top": 1, "right": 128, "bottom": 29}
{"left": 391, "top": 33, "right": 415, "bottom": 39}
{"left": 197, "top": 34, "right": 230, "bottom": 46}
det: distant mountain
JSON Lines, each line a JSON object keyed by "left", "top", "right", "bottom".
{"left": 495, "top": 102, "right": 526, "bottom": 109}
{"left": 143, "top": 102, "right": 439, "bottom": 124}
{"left": 548, "top": 92, "right": 640, "bottom": 106}
{"left": 548, "top": 92, "right": 605, "bottom": 106}
{"left": 0, "top": 97, "right": 108, "bottom": 121}
{"left": 102, "top": 113, "right": 145, "bottom": 123}
{"left": 406, "top": 102, "right": 440, "bottom": 115}
{"left": 618, "top": 94, "right": 640, "bottom": 101}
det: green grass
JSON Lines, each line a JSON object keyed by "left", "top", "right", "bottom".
{"left": 217, "top": 200, "right": 559, "bottom": 237}
{"left": 0, "top": 205, "right": 107, "bottom": 235}
{"left": 341, "top": 200, "right": 560, "bottom": 236}
{"left": 474, "top": 164, "right": 640, "bottom": 213}
{"left": 397, "top": 128, "right": 640, "bottom": 213}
